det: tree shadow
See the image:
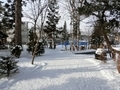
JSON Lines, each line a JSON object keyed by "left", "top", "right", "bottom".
{"left": 40, "top": 77, "right": 114, "bottom": 90}
{"left": 0, "top": 64, "right": 116, "bottom": 90}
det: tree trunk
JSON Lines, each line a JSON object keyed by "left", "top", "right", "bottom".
{"left": 31, "top": 21, "right": 43, "bottom": 64}
{"left": 15, "top": 0, "right": 22, "bottom": 46}
{"left": 76, "top": 15, "right": 80, "bottom": 51}
{"left": 49, "top": 34, "right": 53, "bottom": 49}
{"left": 101, "top": 26, "right": 120, "bottom": 56}
{"left": 32, "top": 21, "right": 37, "bottom": 55}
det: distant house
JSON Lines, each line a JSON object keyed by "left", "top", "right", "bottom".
{"left": 6, "top": 22, "right": 29, "bottom": 44}
{"left": 80, "top": 34, "right": 91, "bottom": 42}
{"left": 21, "top": 22, "right": 29, "bottom": 44}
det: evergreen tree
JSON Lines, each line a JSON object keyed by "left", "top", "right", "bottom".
{"left": 62, "top": 21, "right": 69, "bottom": 45}
{"left": 0, "top": 1, "right": 3, "bottom": 12}
{"left": 0, "top": 1, "right": 4, "bottom": 29}
{"left": 34, "top": 41, "right": 45, "bottom": 55}
{"left": 2, "top": 0, "right": 26, "bottom": 46}
{"left": 0, "top": 56, "right": 19, "bottom": 77}
{"left": 90, "top": 29, "right": 104, "bottom": 49}
{"left": 90, "top": 21, "right": 104, "bottom": 48}
{"left": 27, "top": 29, "right": 37, "bottom": 53}
{"left": 44, "top": 0, "right": 60, "bottom": 49}
{"left": 78, "top": 0, "right": 120, "bottom": 52}
{"left": 11, "top": 45, "right": 22, "bottom": 58}
{"left": 27, "top": 29, "right": 45, "bottom": 55}
{"left": 2, "top": 0, "right": 15, "bottom": 29}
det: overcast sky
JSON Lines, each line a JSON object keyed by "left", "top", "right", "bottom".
{"left": 0, "top": 0, "right": 93, "bottom": 34}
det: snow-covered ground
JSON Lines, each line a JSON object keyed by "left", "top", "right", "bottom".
{"left": 0, "top": 45, "right": 120, "bottom": 90}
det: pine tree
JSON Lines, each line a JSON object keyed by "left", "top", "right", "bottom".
{"left": 2, "top": 0, "right": 25, "bottom": 46}
{"left": 90, "top": 35, "right": 103, "bottom": 46}
{"left": 11, "top": 45, "right": 22, "bottom": 58}
{"left": 0, "top": 1, "right": 4, "bottom": 29}
{"left": 27, "top": 29, "right": 45, "bottom": 55}
{"left": 35, "top": 41, "right": 45, "bottom": 55}
{"left": 0, "top": 56, "right": 19, "bottom": 77}
{"left": 44, "top": 0, "right": 60, "bottom": 49}
{"left": 78, "top": 0, "right": 120, "bottom": 52}
{"left": 62, "top": 21, "right": 69, "bottom": 45}
{"left": 27, "top": 29, "right": 37, "bottom": 53}
{"left": 90, "top": 21, "right": 104, "bottom": 49}
{"left": 2, "top": 0, "right": 15, "bottom": 29}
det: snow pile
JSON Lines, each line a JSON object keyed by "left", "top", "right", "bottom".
{"left": 95, "top": 48, "right": 106, "bottom": 55}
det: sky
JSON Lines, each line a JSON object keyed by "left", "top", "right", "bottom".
{"left": 0, "top": 45, "right": 120, "bottom": 90}
{"left": 0, "top": 0, "right": 70, "bottom": 29}
{"left": 0, "top": 0, "right": 93, "bottom": 34}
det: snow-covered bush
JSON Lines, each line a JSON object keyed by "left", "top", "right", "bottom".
{"left": 95, "top": 48, "right": 106, "bottom": 55}
{"left": 11, "top": 45, "right": 22, "bottom": 58}
{"left": 95, "top": 48, "right": 107, "bottom": 63}
{"left": 0, "top": 56, "right": 19, "bottom": 77}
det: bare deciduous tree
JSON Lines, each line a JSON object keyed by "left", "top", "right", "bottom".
{"left": 23, "top": 0, "right": 48, "bottom": 64}
{"left": 65, "top": 0, "right": 85, "bottom": 51}
{"left": 31, "top": 5, "right": 48, "bottom": 64}
{"left": 23, "top": 0, "right": 48, "bottom": 29}
{"left": 23, "top": 0, "right": 47, "bottom": 54}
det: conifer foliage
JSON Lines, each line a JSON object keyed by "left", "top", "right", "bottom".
{"left": 11, "top": 45, "right": 22, "bottom": 58}
{"left": 34, "top": 41, "right": 45, "bottom": 55}
{"left": 90, "top": 26, "right": 104, "bottom": 48}
{"left": 44, "top": 0, "right": 60, "bottom": 49}
{"left": 0, "top": 56, "right": 19, "bottom": 77}
{"left": 0, "top": 1, "right": 4, "bottom": 29}
{"left": 90, "top": 35, "right": 103, "bottom": 46}
{"left": 2, "top": 0, "right": 15, "bottom": 29}
{"left": 27, "top": 30, "right": 45, "bottom": 55}
{"left": 62, "top": 21, "right": 69, "bottom": 44}
{"left": 27, "top": 30, "right": 37, "bottom": 53}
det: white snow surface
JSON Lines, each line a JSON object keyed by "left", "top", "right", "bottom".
{"left": 0, "top": 45, "right": 120, "bottom": 90}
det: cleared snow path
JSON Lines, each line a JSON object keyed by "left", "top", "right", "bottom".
{"left": 0, "top": 46, "right": 120, "bottom": 90}
{"left": 35, "top": 49, "right": 114, "bottom": 90}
